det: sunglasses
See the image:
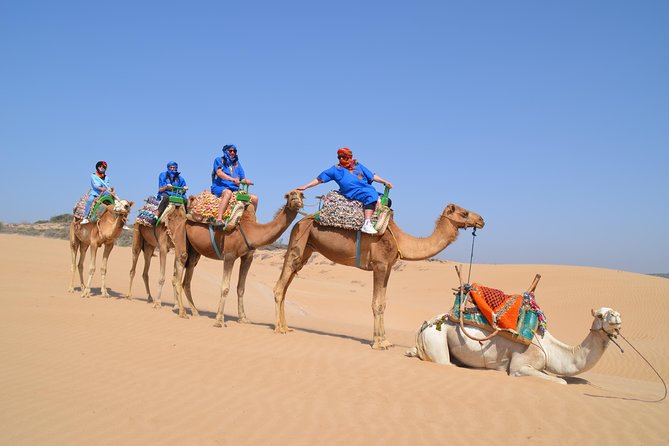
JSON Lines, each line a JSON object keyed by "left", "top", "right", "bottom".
{"left": 228, "top": 149, "right": 237, "bottom": 153}
{"left": 337, "top": 155, "right": 350, "bottom": 160}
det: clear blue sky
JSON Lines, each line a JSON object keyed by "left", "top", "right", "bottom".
{"left": 1, "top": 1, "right": 667, "bottom": 274}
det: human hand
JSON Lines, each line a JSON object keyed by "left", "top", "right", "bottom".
{"left": 233, "top": 178, "right": 241, "bottom": 185}
{"left": 167, "top": 184, "right": 173, "bottom": 190}
{"left": 385, "top": 182, "right": 393, "bottom": 189}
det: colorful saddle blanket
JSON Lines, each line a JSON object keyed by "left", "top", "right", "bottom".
{"left": 448, "top": 284, "right": 547, "bottom": 345}
{"left": 316, "top": 191, "right": 392, "bottom": 234}
{"left": 73, "top": 192, "right": 89, "bottom": 219}
{"left": 136, "top": 196, "right": 161, "bottom": 226}
{"left": 187, "top": 190, "right": 241, "bottom": 225}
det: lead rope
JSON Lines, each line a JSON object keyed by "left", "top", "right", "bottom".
{"left": 467, "top": 227, "right": 477, "bottom": 284}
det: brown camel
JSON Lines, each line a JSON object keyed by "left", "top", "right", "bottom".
{"left": 126, "top": 204, "right": 189, "bottom": 314}
{"left": 273, "top": 203, "right": 485, "bottom": 349}
{"left": 182, "top": 190, "right": 304, "bottom": 326}
{"left": 68, "top": 199, "right": 134, "bottom": 298}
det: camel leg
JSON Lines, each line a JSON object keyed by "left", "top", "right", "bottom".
{"left": 273, "top": 244, "right": 313, "bottom": 334}
{"left": 141, "top": 245, "right": 154, "bottom": 303}
{"left": 371, "top": 266, "right": 393, "bottom": 350}
{"left": 171, "top": 253, "right": 186, "bottom": 318}
{"left": 213, "top": 253, "right": 237, "bottom": 328}
{"left": 68, "top": 230, "right": 80, "bottom": 292}
{"left": 180, "top": 243, "right": 200, "bottom": 318}
{"left": 81, "top": 244, "right": 98, "bottom": 298}
{"left": 77, "top": 244, "right": 88, "bottom": 293}
{"left": 236, "top": 251, "right": 254, "bottom": 323}
{"left": 153, "top": 243, "right": 169, "bottom": 309}
{"left": 508, "top": 351, "right": 566, "bottom": 384}
{"left": 99, "top": 243, "right": 114, "bottom": 298}
{"left": 127, "top": 227, "right": 143, "bottom": 299}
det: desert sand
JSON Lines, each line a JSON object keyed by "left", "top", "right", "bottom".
{"left": 1, "top": 232, "right": 667, "bottom": 445}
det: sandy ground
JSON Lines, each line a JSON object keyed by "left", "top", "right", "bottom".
{"left": 1, "top": 233, "right": 667, "bottom": 445}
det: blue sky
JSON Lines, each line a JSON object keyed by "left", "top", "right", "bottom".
{"left": 1, "top": 1, "right": 667, "bottom": 273}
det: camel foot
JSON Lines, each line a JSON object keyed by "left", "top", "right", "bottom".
{"left": 80, "top": 289, "right": 91, "bottom": 299}
{"left": 238, "top": 316, "right": 250, "bottom": 324}
{"left": 147, "top": 296, "right": 154, "bottom": 304}
{"left": 153, "top": 302, "right": 162, "bottom": 309}
{"left": 274, "top": 325, "right": 293, "bottom": 334}
{"left": 371, "top": 339, "right": 394, "bottom": 350}
{"left": 124, "top": 294, "right": 133, "bottom": 300}
{"left": 190, "top": 310, "right": 200, "bottom": 317}
{"left": 178, "top": 311, "right": 189, "bottom": 319}
{"left": 67, "top": 287, "right": 76, "bottom": 293}
{"left": 213, "top": 320, "right": 227, "bottom": 328}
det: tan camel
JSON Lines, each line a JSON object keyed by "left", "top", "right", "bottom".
{"left": 273, "top": 203, "right": 485, "bottom": 350}
{"left": 68, "top": 199, "right": 134, "bottom": 298}
{"left": 126, "top": 204, "right": 189, "bottom": 314}
{"left": 182, "top": 190, "right": 304, "bottom": 325}
{"left": 406, "top": 307, "right": 622, "bottom": 384}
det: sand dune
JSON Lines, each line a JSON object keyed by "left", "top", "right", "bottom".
{"left": 1, "top": 233, "right": 667, "bottom": 445}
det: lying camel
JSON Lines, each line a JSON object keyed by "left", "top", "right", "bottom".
{"left": 407, "top": 307, "right": 622, "bottom": 384}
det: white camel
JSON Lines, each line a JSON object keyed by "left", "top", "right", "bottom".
{"left": 406, "top": 307, "right": 622, "bottom": 384}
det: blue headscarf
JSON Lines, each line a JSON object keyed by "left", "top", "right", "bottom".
{"left": 166, "top": 161, "right": 180, "bottom": 180}
{"left": 222, "top": 144, "right": 238, "bottom": 166}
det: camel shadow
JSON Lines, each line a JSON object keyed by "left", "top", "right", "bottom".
{"left": 563, "top": 376, "right": 590, "bottom": 385}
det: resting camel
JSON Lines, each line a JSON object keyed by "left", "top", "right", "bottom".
{"left": 126, "top": 204, "right": 188, "bottom": 314}
{"left": 183, "top": 190, "right": 304, "bottom": 325}
{"left": 273, "top": 203, "right": 485, "bottom": 350}
{"left": 406, "top": 307, "right": 622, "bottom": 384}
{"left": 68, "top": 198, "right": 134, "bottom": 298}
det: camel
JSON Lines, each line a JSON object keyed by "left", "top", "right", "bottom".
{"left": 273, "top": 203, "right": 485, "bottom": 350}
{"left": 68, "top": 198, "right": 134, "bottom": 298}
{"left": 126, "top": 204, "right": 188, "bottom": 314}
{"left": 182, "top": 190, "right": 304, "bottom": 325}
{"left": 406, "top": 307, "right": 623, "bottom": 384}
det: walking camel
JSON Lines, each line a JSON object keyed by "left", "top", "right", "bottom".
{"left": 183, "top": 190, "right": 304, "bottom": 326}
{"left": 68, "top": 198, "right": 134, "bottom": 298}
{"left": 273, "top": 203, "right": 485, "bottom": 350}
{"left": 406, "top": 307, "right": 622, "bottom": 384}
{"left": 126, "top": 204, "right": 189, "bottom": 314}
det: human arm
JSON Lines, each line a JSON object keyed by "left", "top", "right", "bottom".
{"left": 372, "top": 175, "right": 392, "bottom": 189}
{"left": 297, "top": 178, "right": 322, "bottom": 191}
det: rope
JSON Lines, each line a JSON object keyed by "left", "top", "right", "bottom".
{"left": 584, "top": 332, "right": 666, "bottom": 402}
{"left": 356, "top": 230, "right": 361, "bottom": 268}
{"left": 386, "top": 226, "right": 403, "bottom": 260}
{"left": 238, "top": 223, "right": 254, "bottom": 253}
{"left": 208, "top": 224, "right": 223, "bottom": 259}
{"left": 467, "top": 227, "right": 477, "bottom": 284}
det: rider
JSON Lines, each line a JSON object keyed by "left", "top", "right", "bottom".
{"left": 81, "top": 161, "right": 112, "bottom": 224}
{"left": 211, "top": 144, "right": 258, "bottom": 227}
{"left": 157, "top": 161, "right": 188, "bottom": 215}
{"left": 297, "top": 147, "right": 392, "bottom": 234}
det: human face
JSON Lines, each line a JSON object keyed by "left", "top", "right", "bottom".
{"left": 337, "top": 154, "right": 350, "bottom": 160}
{"left": 228, "top": 148, "right": 237, "bottom": 155}
{"left": 169, "top": 165, "right": 177, "bottom": 170}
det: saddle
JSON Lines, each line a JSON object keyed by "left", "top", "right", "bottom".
{"left": 315, "top": 190, "right": 393, "bottom": 235}
{"left": 72, "top": 193, "right": 113, "bottom": 222}
{"left": 448, "top": 282, "right": 547, "bottom": 345}
{"left": 187, "top": 190, "right": 248, "bottom": 230}
{"left": 136, "top": 196, "right": 161, "bottom": 227}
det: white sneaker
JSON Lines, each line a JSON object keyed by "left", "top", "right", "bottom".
{"left": 361, "top": 220, "right": 377, "bottom": 235}
{"left": 80, "top": 218, "right": 90, "bottom": 224}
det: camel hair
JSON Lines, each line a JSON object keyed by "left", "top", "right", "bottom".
{"left": 68, "top": 198, "right": 134, "bottom": 298}
{"left": 273, "top": 203, "right": 485, "bottom": 350}
{"left": 182, "top": 190, "right": 304, "bottom": 325}
{"left": 406, "top": 306, "right": 623, "bottom": 384}
{"left": 126, "top": 204, "right": 189, "bottom": 314}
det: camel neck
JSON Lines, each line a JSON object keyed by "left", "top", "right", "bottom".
{"left": 387, "top": 216, "right": 460, "bottom": 261}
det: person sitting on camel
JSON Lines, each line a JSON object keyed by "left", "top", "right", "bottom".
{"left": 81, "top": 160, "right": 113, "bottom": 225}
{"left": 211, "top": 144, "right": 258, "bottom": 228}
{"left": 157, "top": 161, "right": 188, "bottom": 216}
{"left": 297, "top": 147, "right": 392, "bottom": 234}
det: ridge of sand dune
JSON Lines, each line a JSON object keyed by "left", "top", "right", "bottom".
{"left": 1, "top": 234, "right": 667, "bottom": 445}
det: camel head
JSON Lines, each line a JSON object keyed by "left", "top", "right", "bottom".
{"left": 591, "top": 307, "right": 622, "bottom": 337}
{"left": 285, "top": 190, "right": 305, "bottom": 211}
{"left": 112, "top": 199, "right": 134, "bottom": 216}
{"left": 442, "top": 204, "right": 485, "bottom": 230}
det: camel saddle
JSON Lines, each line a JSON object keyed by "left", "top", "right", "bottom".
{"left": 72, "top": 193, "right": 113, "bottom": 222}
{"left": 136, "top": 196, "right": 161, "bottom": 227}
{"left": 315, "top": 190, "right": 392, "bottom": 235}
{"left": 448, "top": 283, "right": 546, "bottom": 345}
{"left": 186, "top": 190, "right": 247, "bottom": 229}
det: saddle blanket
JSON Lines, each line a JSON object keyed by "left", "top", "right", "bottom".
{"left": 136, "top": 196, "right": 161, "bottom": 226}
{"left": 188, "top": 190, "right": 239, "bottom": 223}
{"left": 448, "top": 284, "right": 547, "bottom": 345}
{"left": 317, "top": 190, "right": 392, "bottom": 234}
{"left": 72, "top": 192, "right": 89, "bottom": 219}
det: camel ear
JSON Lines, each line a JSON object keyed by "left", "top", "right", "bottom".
{"left": 446, "top": 204, "right": 456, "bottom": 214}
{"left": 129, "top": 201, "right": 135, "bottom": 208}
